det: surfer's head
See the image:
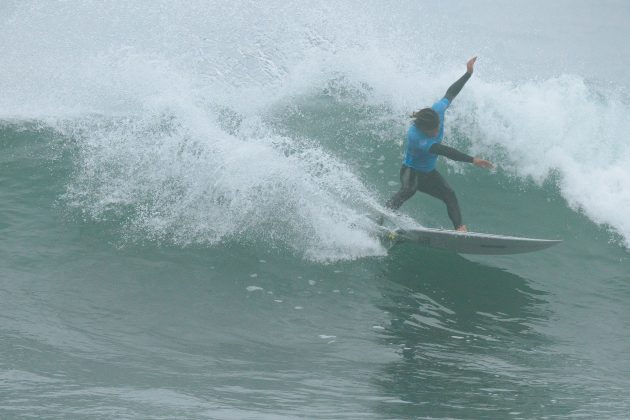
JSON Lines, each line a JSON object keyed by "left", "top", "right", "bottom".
{"left": 412, "top": 108, "right": 440, "bottom": 137}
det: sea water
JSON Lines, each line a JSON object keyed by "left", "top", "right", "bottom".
{"left": 2, "top": 1, "right": 630, "bottom": 418}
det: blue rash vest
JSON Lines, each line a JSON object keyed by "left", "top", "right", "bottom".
{"left": 403, "top": 97, "right": 450, "bottom": 173}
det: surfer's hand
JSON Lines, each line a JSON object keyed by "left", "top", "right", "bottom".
{"left": 473, "top": 157, "right": 493, "bottom": 169}
{"left": 466, "top": 56, "right": 477, "bottom": 74}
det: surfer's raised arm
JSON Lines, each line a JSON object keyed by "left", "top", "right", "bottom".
{"left": 439, "top": 56, "right": 493, "bottom": 168}
{"left": 444, "top": 56, "right": 476, "bottom": 102}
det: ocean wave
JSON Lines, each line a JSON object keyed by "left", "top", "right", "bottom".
{"left": 1, "top": 0, "right": 628, "bottom": 251}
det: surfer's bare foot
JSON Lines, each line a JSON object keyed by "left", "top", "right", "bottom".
{"left": 456, "top": 225, "right": 468, "bottom": 232}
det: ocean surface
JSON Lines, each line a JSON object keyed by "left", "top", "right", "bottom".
{"left": 2, "top": 1, "right": 630, "bottom": 418}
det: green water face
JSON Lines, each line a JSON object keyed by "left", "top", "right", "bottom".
{"left": 2, "top": 125, "right": 630, "bottom": 418}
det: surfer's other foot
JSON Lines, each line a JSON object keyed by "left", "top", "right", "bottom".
{"left": 456, "top": 225, "right": 468, "bottom": 232}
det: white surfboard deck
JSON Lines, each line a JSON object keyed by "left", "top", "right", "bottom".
{"left": 379, "top": 226, "right": 561, "bottom": 255}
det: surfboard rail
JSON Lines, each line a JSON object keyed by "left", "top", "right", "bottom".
{"left": 381, "top": 226, "right": 562, "bottom": 255}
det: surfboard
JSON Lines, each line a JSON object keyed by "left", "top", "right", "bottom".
{"left": 379, "top": 226, "right": 561, "bottom": 255}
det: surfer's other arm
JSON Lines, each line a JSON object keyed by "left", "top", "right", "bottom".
{"left": 428, "top": 143, "right": 493, "bottom": 169}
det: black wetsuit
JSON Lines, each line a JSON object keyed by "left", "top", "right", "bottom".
{"left": 386, "top": 72, "right": 473, "bottom": 229}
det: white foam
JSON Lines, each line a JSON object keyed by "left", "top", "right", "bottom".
{"left": 54, "top": 85, "right": 388, "bottom": 261}
{"left": 460, "top": 76, "right": 630, "bottom": 246}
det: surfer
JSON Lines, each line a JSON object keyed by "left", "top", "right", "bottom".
{"left": 385, "top": 57, "right": 493, "bottom": 232}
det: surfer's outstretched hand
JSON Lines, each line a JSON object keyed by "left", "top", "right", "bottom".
{"left": 473, "top": 157, "right": 493, "bottom": 169}
{"left": 467, "top": 56, "right": 477, "bottom": 74}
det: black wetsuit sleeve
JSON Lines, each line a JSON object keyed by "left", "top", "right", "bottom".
{"left": 444, "top": 72, "right": 472, "bottom": 102}
{"left": 429, "top": 143, "right": 474, "bottom": 163}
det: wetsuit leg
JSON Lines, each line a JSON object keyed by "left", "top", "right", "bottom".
{"left": 386, "top": 165, "right": 417, "bottom": 210}
{"left": 415, "top": 170, "right": 463, "bottom": 229}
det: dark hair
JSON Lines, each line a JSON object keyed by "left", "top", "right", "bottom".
{"left": 411, "top": 108, "right": 439, "bottom": 132}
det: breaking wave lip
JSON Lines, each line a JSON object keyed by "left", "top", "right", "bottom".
{"left": 454, "top": 75, "right": 630, "bottom": 248}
